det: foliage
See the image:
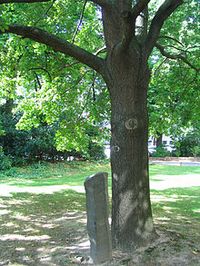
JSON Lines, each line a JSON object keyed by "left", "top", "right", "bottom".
{"left": 151, "top": 144, "right": 171, "bottom": 157}
{"left": 0, "top": 0, "right": 198, "bottom": 159}
{"left": 175, "top": 127, "right": 200, "bottom": 157}
{"left": 88, "top": 141, "right": 105, "bottom": 160}
{"left": 0, "top": 0, "right": 110, "bottom": 156}
{"left": 86, "top": 124, "right": 107, "bottom": 160}
{"left": 148, "top": 0, "right": 200, "bottom": 138}
{"left": 0, "top": 100, "right": 57, "bottom": 163}
{"left": 0, "top": 146, "right": 12, "bottom": 170}
{"left": 0, "top": 97, "right": 107, "bottom": 163}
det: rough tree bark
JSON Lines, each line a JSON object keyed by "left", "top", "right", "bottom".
{"left": 108, "top": 52, "right": 154, "bottom": 249}
{"left": 100, "top": 0, "right": 183, "bottom": 249}
{"left": 0, "top": 0, "right": 184, "bottom": 250}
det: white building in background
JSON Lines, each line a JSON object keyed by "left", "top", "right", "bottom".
{"left": 148, "top": 135, "right": 175, "bottom": 154}
{"left": 104, "top": 144, "right": 110, "bottom": 158}
{"left": 105, "top": 135, "right": 175, "bottom": 158}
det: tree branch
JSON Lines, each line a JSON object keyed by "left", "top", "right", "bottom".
{"left": 34, "top": 72, "right": 42, "bottom": 91}
{"left": 34, "top": 0, "right": 57, "bottom": 26}
{"left": 163, "top": 44, "right": 190, "bottom": 54}
{"left": 132, "top": 0, "right": 151, "bottom": 20}
{"left": 0, "top": 0, "right": 50, "bottom": 3}
{"left": 120, "top": 10, "right": 134, "bottom": 50}
{"left": 72, "top": 0, "right": 87, "bottom": 43}
{"left": 155, "top": 43, "right": 199, "bottom": 72}
{"left": 95, "top": 46, "right": 106, "bottom": 56}
{"left": 145, "top": 0, "right": 183, "bottom": 56}
{"left": 89, "top": 0, "right": 110, "bottom": 7}
{"left": 29, "top": 67, "right": 52, "bottom": 81}
{"left": 114, "top": 1, "right": 136, "bottom": 51}
{"left": 1, "top": 24, "right": 106, "bottom": 75}
{"left": 159, "top": 35, "right": 184, "bottom": 47}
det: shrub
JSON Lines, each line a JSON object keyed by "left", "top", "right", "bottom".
{"left": 151, "top": 145, "right": 171, "bottom": 157}
{"left": 175, "top": 129, "right": 200, "bottom": 157}
{"left": 192, "top": 146, "right": 200, "bottom": 157}
{"left": 88, "top": 141, "right": 106, "bottom": 160}
{"left": 0, "top": 146, "right": 12, "bottom": 170}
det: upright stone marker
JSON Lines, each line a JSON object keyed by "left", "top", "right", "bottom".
{"left": 84, "top": 172, "right": 112, "bottom": 264}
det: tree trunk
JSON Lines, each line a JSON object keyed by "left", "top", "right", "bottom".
{"left": 156, "top": 133, "right": 163, "bottom": 148}
{"left": 106, "top": 46, "right": 156, "bottom": 250}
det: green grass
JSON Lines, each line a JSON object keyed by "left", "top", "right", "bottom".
{"left": 1, "top": 161, "right": 199, "bottom": 187}
{"left": 151, "top": 186, "right": 200, "bottom": 219}
{"left": 0, "top": 161, "right": 111, "bottom": 187}
{"left": 0, "top": 161, "right": 199, "bottom": 235}
{"left": 0, "top": 161, "right": 199, "bottom": 263}
{"left": 149, "top": 164, "right": 200, "bottom": 176}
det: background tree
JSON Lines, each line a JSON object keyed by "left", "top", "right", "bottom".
{"left": 148, "top": 0, "right": 199, "bottom": 140}
{"left": 0, "top": 96, "right": 107, "bottom": 163}
{"left": 175, "top": 125, "right": 200, "bottom": 157}
{"left": 0, "top": 0, "right": 199, "bottom": 250}
{"left": 0, "top": 3, "right": 109, "bottom": 160}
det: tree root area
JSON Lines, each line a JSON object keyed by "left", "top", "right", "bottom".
{"left": 0, "top": 212, "right": 199, "bottom": 266}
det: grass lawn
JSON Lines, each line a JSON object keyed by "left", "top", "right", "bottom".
{"left": 0, "top": 161, "right": 111, "bottom": 187}
{"left": 0, "top": 161, "right": 199, "bottom": 265}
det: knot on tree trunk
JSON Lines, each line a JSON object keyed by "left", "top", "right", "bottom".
{"left": 125, "top": 118, "right": 138, "bottom": 130}
{"left": 111, "top": 145, "right": 120, "bottom": 153}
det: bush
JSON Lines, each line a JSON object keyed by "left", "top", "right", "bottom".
{"left": 151, "top": 145, "right": 171, "bottom": 157}
{"left": 88, "top": 142, "right": 106, "bottom": 160}
{"left": 191, "top": 146, "right": 200, "bottom": 157}
{"left": 0, "top": 147, "right": 12, "bottom": 170}
{"left": 175, "top": 129, "right": 200, "bottom": 157}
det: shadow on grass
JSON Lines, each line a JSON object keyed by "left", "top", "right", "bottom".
{"left": 151, "top": 186, "right": 200, "bottom": 241}
{"left": 0, "top": 162, "right": 199, "bottom": 265}
{"left": 0, "top": 190, "right": 88, "bottom": 266}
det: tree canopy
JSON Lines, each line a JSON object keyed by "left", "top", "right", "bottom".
{"left": 0, "top": 0, "right": 198, "bottom": 148}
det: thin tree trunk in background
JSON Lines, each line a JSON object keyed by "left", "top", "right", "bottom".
{"left": 156, "top": 133, "right": 163, "bottom": 147}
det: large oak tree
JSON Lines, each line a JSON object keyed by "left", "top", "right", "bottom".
{"left": 0, "top": 0, "right": 198, "bottom": 250}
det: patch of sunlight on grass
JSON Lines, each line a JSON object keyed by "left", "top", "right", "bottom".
{"left": 162, "top": 206, "right": 174, "bottom": 212}
{"left": 151, "top": 195, "right": 177, "bottom": 203}
{"left": 7, "top": 264, "right": 26, "bottom": 266}
{"left": 151, "top": 187, "right": 200, "bottom": 226}
{"left": 0, "top": 209, "right": 11, "bottom": 215}
{"left": 0, "top": 184, "right": 86, "bottom": 197}
{"left": 0, "top": 234, "right": 51, "bottom": 241}
{"left": 149, "top": 164, "right": 200, "bottom": 177}
{"left": 0, "top": 162, "right": 199, "bottom": 193}
{"left": 65, "top": 239, "right": 90, "bottom": 251}
{"left": 150, "top": 174, "right": 200, "bottom": 190}
{"left": 156, "top": 217, "right": 171, "bottom": 221}
{"left": 0, "top": 161, "right": 111, "bottom": 188}
{"left": 192, "top": 209, "right": 200, "bottom": 213}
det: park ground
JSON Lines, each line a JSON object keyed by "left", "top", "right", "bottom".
{"left": 0, "top": 161, "right": 200, "bottom": 265}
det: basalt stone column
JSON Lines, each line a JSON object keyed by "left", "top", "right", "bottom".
{"left": 84, "top": 172, "right": 112, "bottom": 264}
